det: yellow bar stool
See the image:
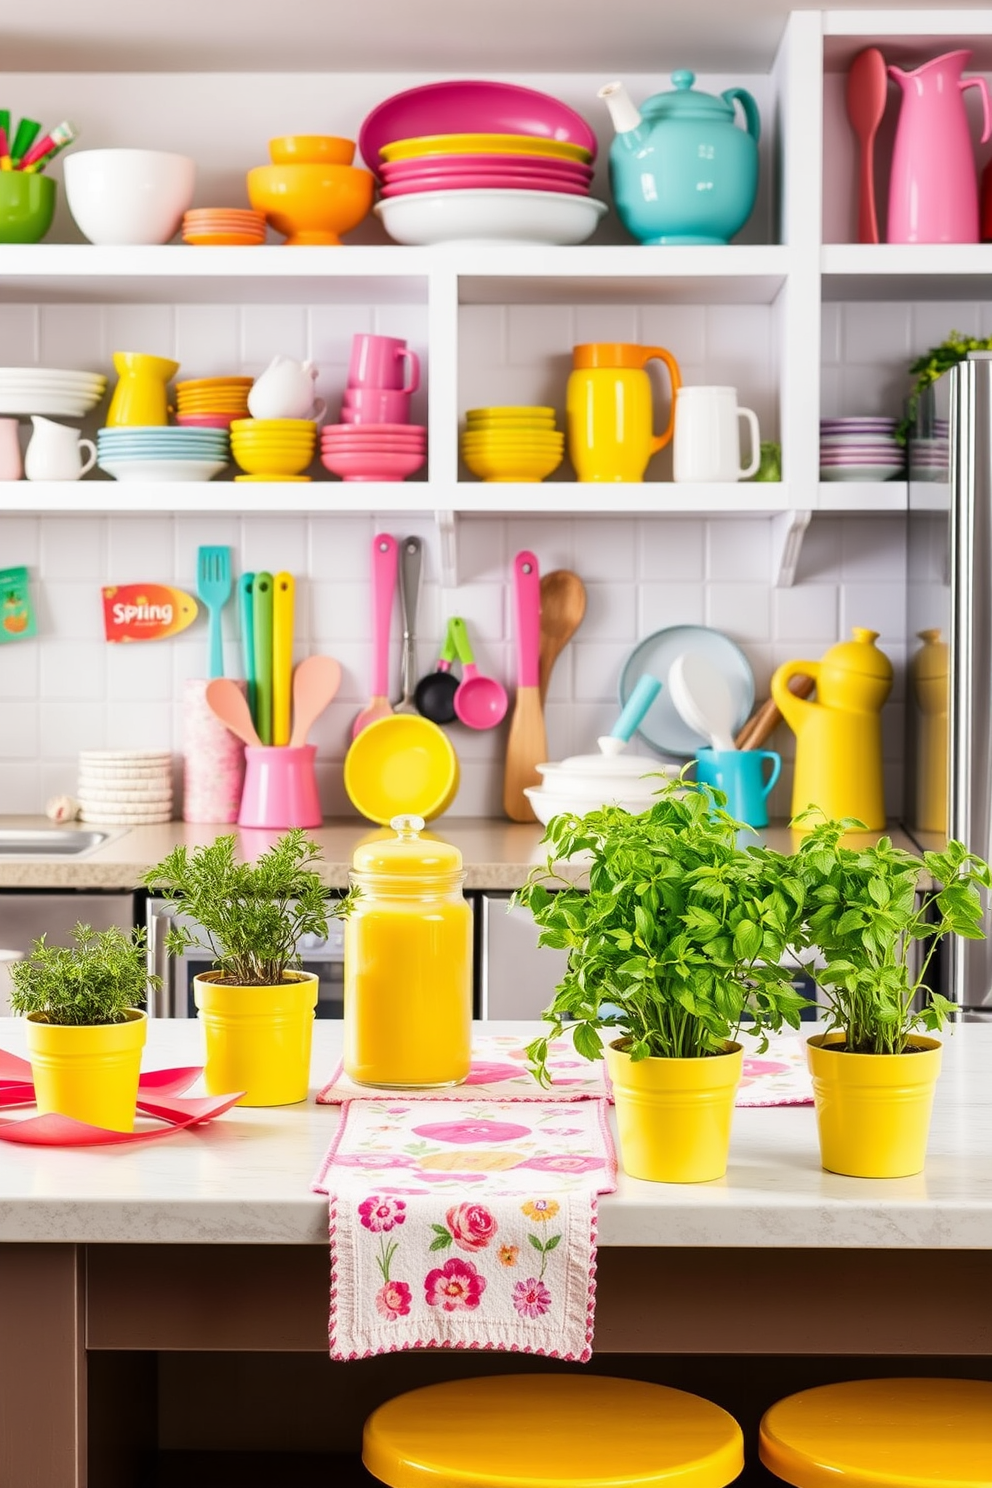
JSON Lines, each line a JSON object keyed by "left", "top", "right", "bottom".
{"left": 364, "top": 1375, "right": 744, "bottom": 1488}
{"left": 759, "top": 1378, "right": 992, "bottom": 1488}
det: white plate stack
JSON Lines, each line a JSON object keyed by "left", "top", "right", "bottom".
{"left": 77, "top": 750, "right": 174, "bottom": 825}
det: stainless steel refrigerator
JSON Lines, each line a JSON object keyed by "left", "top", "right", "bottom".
{"left": 905, "top": 350, "right": 992, "bottom": 1019}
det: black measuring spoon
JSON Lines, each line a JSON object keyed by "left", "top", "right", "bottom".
{"left": 414, "top": 618, "right": 459, "bottom": 723}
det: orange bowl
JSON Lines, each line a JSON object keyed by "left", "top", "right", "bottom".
{"left": 269, "top": 135, "right": 356, "bottom": 166}
{"left": 247, "top": 163, "right": 374, "bottom": 245}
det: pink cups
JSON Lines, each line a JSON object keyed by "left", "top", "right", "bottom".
{"left": 342, "top": 385, "right": 411, "bottom": 424}
{"left": 349, "top": 333, "right": 419, "bottom": 393}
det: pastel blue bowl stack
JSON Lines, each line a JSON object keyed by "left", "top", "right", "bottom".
{"left": 96, "top": 425, "right": 230, "bottom": 483}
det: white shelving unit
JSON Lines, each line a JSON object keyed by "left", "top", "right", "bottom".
{"left": 0, "top": 8, "right": 981, "bottom": 580}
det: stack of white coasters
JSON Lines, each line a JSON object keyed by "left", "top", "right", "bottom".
{"left": 77, "top": 751, "right": 174, "bottom": 825}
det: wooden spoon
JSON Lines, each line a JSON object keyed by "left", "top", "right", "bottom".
{"left": 734, "top": 673, "right": 815, "bottom": 751}
{"left": 205, "top": 678, "right": 262, "bottom": 749}
{"left": 846, "top": 47, "right": 888, "bottom": 245}
{"left": 538, "top": 569, "right": 586, "bottom": 704}
{"left": 290, "top": 655, "right": 342, "bottom": 748}
{"left": 503, "top": 551, "right": 547, "bottom": 823}
{"left": 352, "top": 533, "right": 398, "bottom": 739}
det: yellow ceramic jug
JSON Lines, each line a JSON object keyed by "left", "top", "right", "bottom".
{"left": 105, "top": 351, "right": 180, "bottom": 427}
{"left": 771, "top": 627, "right": 893, "bottom": 830}
{"left": 566, "top": 341, "right": 681, "bottom": 482}
{"left": 909, "top": 627, "right": 948, "bottom": 834}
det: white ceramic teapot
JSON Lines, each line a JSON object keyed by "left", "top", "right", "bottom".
{"left": 24, "top": 416, "right": 97, "bottom": 482}
{"left": 247, "top": 355, "right": 325, "bottom": 421}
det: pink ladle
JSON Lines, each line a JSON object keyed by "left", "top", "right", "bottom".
{"left": 449, "top": 616, "right": 507, "bottom": 729}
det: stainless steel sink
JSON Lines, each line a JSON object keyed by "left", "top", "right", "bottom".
{"left": 0, "top": 829, "right": 110, "bottom": 857}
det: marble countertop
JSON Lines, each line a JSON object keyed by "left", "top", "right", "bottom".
{"left": 0, "top": 1019, "right": 987, "bottom": 1249}
{"left": 0, "top": 817, "right": 924, "bottom": 892}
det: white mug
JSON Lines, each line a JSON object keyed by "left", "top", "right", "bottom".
{"left": 24, "top": 416, "right": 97, "bottom": 482}
{"left": 673, "top": 386, "right": 760, "bottom": 483}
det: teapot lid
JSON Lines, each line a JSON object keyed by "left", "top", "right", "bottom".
{"left": 352, "top": 814, "right": 462, "bottom": 876}
{"left": 643, "top": 70, "right": 736, "bottom": 121}
{"left": 820, "top": 627, "right": 893, "bottom": 679}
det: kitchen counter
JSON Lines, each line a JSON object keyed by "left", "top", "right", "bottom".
{"left": 0, "top": 815, "right": 925, "bottom": 891}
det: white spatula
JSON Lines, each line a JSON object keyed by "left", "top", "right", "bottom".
{"left": 668, "top": 652, "right": 738, "bottom": 752}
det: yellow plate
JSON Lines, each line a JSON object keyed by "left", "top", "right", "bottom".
{"left": 345, "top": 714, "right": 459, "bottom": 824}
{"left": 234, "top": 473, "right": 312, "bottom": 482}
{"left": 467, "top": 406, "right": 556, "bottom": 419}
{"left": 380, "top": 133, "right": 593, "bottom": 165}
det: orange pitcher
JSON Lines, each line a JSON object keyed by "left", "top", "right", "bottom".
{"left": 343, "top": 814, "right": 472, "bottom": 1088}
{"left": 566, "top": 341, "right": 681, "bottom": 482}
{"left": 771, "top": 628, "right": 893, "bottom": 831}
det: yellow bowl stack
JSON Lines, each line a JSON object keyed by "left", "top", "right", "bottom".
{"left": 229, "top": 417, "right": 316, "bottom": 480}
{"left": 460, "top": 405, "right": 564, "bottom": 482}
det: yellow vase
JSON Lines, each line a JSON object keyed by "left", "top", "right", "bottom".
{"left": 106, "top": 351, "right": 180, "bottom": 427}
{"left": 193, "top": 971, "right": 318, "bottom": 1107}
{"left": 566, "top": 341, "right": 681, "bottom": 482}
{"left": 806, "top": 1032, "right": 942, "bottom": 1178}
{"left": 26, "top": 1010, "right": 147, "bottom": 1133}
{"left": 605, "top": 1039, "right": 743, "bottom": 1182}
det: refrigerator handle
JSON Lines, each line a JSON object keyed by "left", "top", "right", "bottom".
{"left": 146, "top": 906, "right": 175, "bottom": 1019}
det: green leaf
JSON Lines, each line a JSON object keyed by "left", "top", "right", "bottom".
{"left": 528, "top": 1233, "right": 545, "bottom": 1252}
{"left": 429, "top": 1235, "right": 453, "bottom": 1251}
{"left": 543, "top": 1234, "right": 561, "bottom": 1252}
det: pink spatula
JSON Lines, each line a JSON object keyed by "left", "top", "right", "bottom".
{"left": 846, "top": 47, "right": 888, "bottom": 244}
{"left": 352, "top": 533, "right": 398, "bottom": 739}
{"left": 290, "top": 655, "right": 342, "bottom": 747}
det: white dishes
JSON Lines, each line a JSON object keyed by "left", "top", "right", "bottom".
{"left": 820, "top": 464, "right": 905, "bottom": 483}
{"left": 0, "top": 368, "right": 107, "bottom": 417}
{"left": 99, "top": 458, "right": 227, "bottom": 484}
{"left": 77, "top": 750, "right": 173, "bottom": 825}
{"left": 374, "top": 187, "right": 607, "bottom": 245}
{"left": 64, "top": 149, "right": 196, "bottom": 245}
{"left": 820, "top": 417, "right": 905, "bottom": 480}
{"left": 525, "top": 786, "right": 654, "bottom": 826}
{"left": 619, "top": 625, "right": 754, "bottom": 758}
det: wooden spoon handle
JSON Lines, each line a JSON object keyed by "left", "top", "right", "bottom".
{"left": 735, "top": 673, "right": 814, "bottom": 751}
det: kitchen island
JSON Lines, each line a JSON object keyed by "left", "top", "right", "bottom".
{"left": 0, "top": 1019, "right": 989, "bottom": 1488}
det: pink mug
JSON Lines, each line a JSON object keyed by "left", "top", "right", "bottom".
{"left": 342, "top": 386, "right": 411, "bottom": 424}
{"left": 348, "top": 333, "right": 419, "bottom": 393}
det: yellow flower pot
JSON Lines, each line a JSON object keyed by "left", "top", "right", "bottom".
{"left": 193, "top": 970, "right": 318, "bottom": 1106}
{"left": 25, "top": 1010, "right": 147, "bottom": 1133}
{"left": 806, "top": 1032, "right": 942, "bottom": 1178}
{"left": 605, "top": 1039, "right": 743, "bottom": 1183}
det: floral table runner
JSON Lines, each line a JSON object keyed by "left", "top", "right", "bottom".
{"left": 312, "top": 1096, "right": 616, "bottom": 1362}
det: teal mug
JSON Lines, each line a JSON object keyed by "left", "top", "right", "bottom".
{"left": 695, "top": 747, "right": 781, "bottom": 828}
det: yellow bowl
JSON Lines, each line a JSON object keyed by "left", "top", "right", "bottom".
{"left": 462, "top": 431, "right": 564, "bottom": 443}
{"left": 247, "top": 163, "right": 374, "bottom": 245}
{"left": 380, "top": 134, "right": 592, "bottom": 165}
{"left": 231, "top": 418, "right": 317, "bottom": 435}
{"left": 234, "top": 473, "right": 312, "bottom": 482}
{"left": 269, "top": 135, "right": 356, "bottom": 166}
{"left": 231, "top": 431, "right": 316, "bottom": 445}
{"left": 462, "top": 446, "right": 563, "bottom": 482}
{"left": 462, "top": 440, "right": 564, "bottom": 453}
{"left": 467, "top": 406, "right": 556, "bottom": 419}
{"left": 233, "top": 446, "right": 314, "bottom": 476}
{"left": 344, "top": 714, "right": 459, "bottom": 824}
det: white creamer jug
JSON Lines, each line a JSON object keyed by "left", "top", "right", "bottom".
{"left": 247, "top": 355, "right": 325, "bottom": 421}
{"left": 24, "top": 416, "right": 97, "bottom": 482}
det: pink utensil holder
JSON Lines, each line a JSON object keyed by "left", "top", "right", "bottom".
{"left": 348, "top": 333, "right": 419, "bottom": 393}
{"left": 182, "top": 677, "right": 245, "bottom": 824}
{"left": 238, "top": 744, "right": 322, "bottom": 829}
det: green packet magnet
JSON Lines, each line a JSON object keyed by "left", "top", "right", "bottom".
{"left": 0, "top": 566, "right": 37, "bottom": 642}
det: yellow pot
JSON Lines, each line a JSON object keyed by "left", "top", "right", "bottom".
{"left": 26, "top": 1009, "right": 147, "bottom": 1133}
{"left": 193, "top": 971, "right": 318, "bottom": 1107}
{"left": 605, "top": 1039, "right": 743, "bottom": 1183}
{"left": 806, "top": 1032, "right": 942, "bottom": 1178}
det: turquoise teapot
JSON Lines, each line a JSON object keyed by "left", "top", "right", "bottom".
{"left": 600, "top": 72, "right": 760, "bottom": 245}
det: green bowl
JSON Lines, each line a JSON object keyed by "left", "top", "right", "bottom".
{"left": 0, "top": 172, "right": 56, "bottom": 243}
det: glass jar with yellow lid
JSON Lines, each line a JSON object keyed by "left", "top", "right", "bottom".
{"left": 343, "top": 814, "right": 472, "bottom": 1088}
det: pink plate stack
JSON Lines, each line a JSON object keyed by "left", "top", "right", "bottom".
{"left": 910, "top": 418, "right": 949, "bottom": 481}
{"left": 819, "top": 416, "right": 906, "bottom": 481}
{"left": 320, "top": 422, "right": 426, "bottom": 482}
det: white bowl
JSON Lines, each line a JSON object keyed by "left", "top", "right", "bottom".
{"left": 536, "top": 758, "right": 680, "bottom": 797}
{"left": 98, "top": 458, "right": 226, "bottom": 484}
{"left": 524, "top": 787, "right": 658, "bottom": 827}
{"left": 374, "top": 188, "right": 607, "bottom": 246}
{"left": 64, "top": 149, "right": 196, "bottom": 245}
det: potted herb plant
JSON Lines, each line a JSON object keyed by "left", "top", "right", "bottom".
{"left": 144, "top": 829, "right": 353, "bottom": 1107}
{"left": 9, "top": 922, "right": 154, "bottom": 1132}
{"left": 513, "top": 782, "right": 809, "bottom": 1183}
{"left": 791, "top": 814, "right": 991, "bottom": 1178}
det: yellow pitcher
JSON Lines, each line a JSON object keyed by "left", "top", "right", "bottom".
{"left": 566, "top": 341, "right": 681, "bottom": 482}
{"left": 771, "top": 628, "right": 893, "bottom": 830}
{"left": 106, "top": 351, "right": 180, "bottom": 427}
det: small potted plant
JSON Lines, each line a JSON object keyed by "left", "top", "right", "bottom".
{"left": 513, "top": 782, "right": 809, "bottom": 1183}
{"left": 144, "top": 829, "right": 354, "bottom": 1107}
{"left": 792, "top": 814, "right": 991, "bottom": 1178}
{"left": 9, "top": 922, "right": 154, "bottom": 1132}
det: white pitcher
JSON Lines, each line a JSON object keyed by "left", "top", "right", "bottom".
{"left": 673, "top": 386, "right": 760, "bottom": 483}
{"left": 247, "top": 355, "right": 325, "bottom": 421}
{"left": 24, "top": 416, "right": 97, "bottom": 482}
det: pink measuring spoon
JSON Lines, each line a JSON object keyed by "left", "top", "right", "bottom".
{"left": 449, "top": 616, "right": 508, "bottom": 729}
{"left": 352, "top": 533, "right": 398, "bottom": 739}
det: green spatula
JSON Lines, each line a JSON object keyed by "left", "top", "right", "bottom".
{"left": 196, "top": 545, "right": 232, "bottom": 680}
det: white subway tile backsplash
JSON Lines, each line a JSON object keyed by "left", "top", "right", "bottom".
{"left": 242, "top": 304, "right": 308, "bottom": 365}
{"left": 0, "top": 305, "right": 38, "bottom": 363}
{"left": 106, "top": 700, "right": 176, "bottom": 751}
{"left": 706, "top": 583, "right": 771, "bottom": 642}
{"left": 107, "top": 644, "right": 174, "bottom": 701}
{"left": 39, "top": 581, "right": 106, "bottom": 642}
{"left": 573, "top": 306, "right": 638, "bottom": 346}
{"left": 175, "top": 305, "right": 242, "bottom": 374}
{"left": 104, "top": 304, "right": 175, "bottom": 360}
{"left": 505, "top": 305, "right": 573, "bottom": 367}
{"left": 573, "top": 641, "right": 633, "bottom": 703}
{"left": 0, "top": 764, "right": 41, "bottom": 813}
{"left": 573, "top": 518, "right": 636, "bottom": 580}
{"left": 637, "top": 304, "right": 707, "bottom": 356}
{"left": 638, "top": 582, "right": 706, "bottom": 632}
{"left": 707, "top": 519, "right": 771, "bottom": 581}
{"left": 0, "top": 641, "right": 39, "bottom": 696}
{"left": 842, "top": 301, "right": 912, "bottom": 366}
{"left": 773, "top": 583, "right": 838, "bottom": 642}
{"left": 107, "top": 517, "right": 176, "bottom": 579}
{"left": 0, "top": 701, "right": 39, "bottom": 759}
{"left": 242, "top": 516, "right": 310, "bottom": 574}
{"left": 40, "top": 517, "right": 105, "bottom": 580}
{"left": 38, "top": 700, "right": 104, "bottom": 758}
{"left": 39, "top": 305, "right": 106, "bottom": 369}
{"left": 839, "top": 582, "right": 907, "bottom": 643}
{"left": 637, "top": 518, "right": 705, "bottom": 581}
{"left": 841, "top": 517, "right": 907, "bottom": 580}
{"left": 41, "top": 642, "right": 106, "bottom": 701}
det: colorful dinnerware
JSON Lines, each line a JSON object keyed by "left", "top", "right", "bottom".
{"left": 379, "top": 132, "right": 593, "bottom": 165}
{"left": 230, "top": 416, "right": 317, "bottom": 478}
{"left": 380, "top": 155, "right": 593, "bottom": 182}
{"left": 268, "top": 135, "right": 356, "bottom": 166}
{"left": 375, "top": 187, "right": 607, "bottom": 246}
{"left": 0, "top": 171, "right": 56, "bottom": 243}
{"left": 819, "top": 417, "right": 905, "bottom": 481}
{"left": 105, "top": 352, "right": 179, "bottom": 428}
{"left": 461, "top": 406, "right": 564, "bottom": 483}
{"left": 0, "top": 367, "right": 106, "bottom": 418}
{"left": 183, "top": 207, "right": 266, "bottom": 246}
{"left": 320, "top": 422, "right": 426, "bottom": 482}
{"left": 247, "top": 162, "right": 374, "bottom": 245}
{"left": 63, "top": 149, "right": 196, "bottom": 245}
{"left": 380, "top": 172, "right": 591, "bottom": 198}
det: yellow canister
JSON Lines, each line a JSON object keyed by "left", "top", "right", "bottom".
{"left": 343, "top": 815, "right": 472, "bottom": 1089}
{"left": 26, "top": 1009, "right": 147, "bottom": 1132}
{"left": 566, "top": 341, "right": 681, "bottom": 482}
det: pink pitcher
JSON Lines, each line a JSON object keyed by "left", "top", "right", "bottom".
{"left": 887, "top": 49, "right": 991, "bottom": 244}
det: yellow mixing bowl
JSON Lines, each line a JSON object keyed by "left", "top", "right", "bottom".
{"left": 344, "top": 715, "right": 459, "bottom": 824}
{"left": 247, "top": 163, "right": 374, "bottom": 245}
{"left": 232, "top": 445, "right": 314, "bottom": 476}
{"left": 380, "top": 134, "right": 592, "bottom": 165}
{"left": 462, "top": 445, "right": 563, "bottom": 482}
{"left": 231, "top": 419, "right": 317, "bottom": 436}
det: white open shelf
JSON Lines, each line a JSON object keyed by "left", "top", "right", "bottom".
{"left": 817, "top": 481, "right": 908, "bottom": 511}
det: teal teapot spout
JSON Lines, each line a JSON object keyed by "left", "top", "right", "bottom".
{"left": 599, "top": 70, "right": 761, "bottom": 246}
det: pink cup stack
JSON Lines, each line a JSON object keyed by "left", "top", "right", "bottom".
{"left": 321, "top": 332, "right": 427, "bottom": 481}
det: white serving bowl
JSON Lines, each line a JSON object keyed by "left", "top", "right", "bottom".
{"left": 98, "top": 458, "right": 226, "bottom": 484}
{"left": 524, "top": 787, "right": 658, "bottom": 827}
{"left": 374, "top": 187, "right": 607, "bottom": 246}
{"left": 536, "top": 756, "right": 680, "bottom": 798}
{"left": 64, "top": 149, "right": 196, "bottom": 245}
